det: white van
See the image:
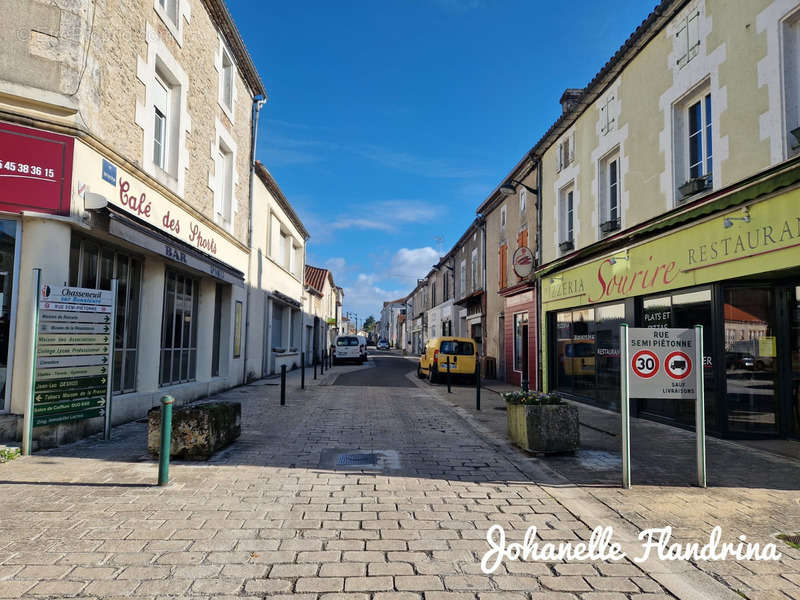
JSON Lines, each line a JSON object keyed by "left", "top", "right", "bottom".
{"left": 333, "top": 335, "right": 364, "bottom": 365}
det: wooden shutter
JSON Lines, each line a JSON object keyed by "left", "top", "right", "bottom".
{"left": 499, "top": 244, "right": 507, "bottom": 290}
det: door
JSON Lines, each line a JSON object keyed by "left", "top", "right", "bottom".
{"left": 724, "top": 287, "right": 778, "bottom": 435}
{"left": 0, "top": 220, "right": 17, "bottom": 409}
{"left": 791, "top": 286, "right": 800, "bottom": 438}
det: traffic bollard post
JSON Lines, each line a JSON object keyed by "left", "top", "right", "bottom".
{"left": 446, "top": 357, "right": 452, "bottom": 393}
{"left": 301, "top": 352, "right": 305, "bottom": 390}
{"left": 158, "top": 395, "right": 174, "bottom": 487}
{"left": 475, "top": 362, "right": 481, "bottom": 411}
{"left": 280, "top": 364, "right": 286, "bottom": 405}
{"left": 313, "top": 355, "right": 317, "bottom": 380}
{"left": 321, "top": 350, "right": 325, "bottom": 374}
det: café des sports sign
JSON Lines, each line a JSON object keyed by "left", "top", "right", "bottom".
{"left": 73, "top": 140, "right": 247, "bottom": 273}
{"left": 543, "top": 190, "right": 800, "bottom": 309}
{"left": 0, "top": 121, "right": 73, "bottom": 215}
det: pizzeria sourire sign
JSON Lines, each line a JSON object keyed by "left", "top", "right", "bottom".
{"left": 512, "top": 246, "right": 535, "bottom": 278}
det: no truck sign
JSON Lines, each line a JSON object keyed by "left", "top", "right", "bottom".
{"left": 620, "top": 325, "right": 706, "bottom": 489}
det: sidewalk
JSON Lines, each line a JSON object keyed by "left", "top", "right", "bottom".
{"left": 424, "top": 376, "right": 800, "bottom": 600}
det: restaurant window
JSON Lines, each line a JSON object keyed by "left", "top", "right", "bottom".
{"left": 69, "top": 237, "right": 142, "bottom": 395}
{"left": 640, "top": 288, "right": 714, "bottom": 429}
{"left": 552, "top": 303, "right": 624, "bottom": 411}
{"left": 211, "top": 283, "right": 223, "bottom": 377}
{"left": 160, "top": 269, "right": 198, "bottom": 386}
{"left": 724, "top": 287, "right": 777, "bottom": 435}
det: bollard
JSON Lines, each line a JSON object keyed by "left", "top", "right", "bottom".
{"left": 301, "top": 352, "right": 305, "bottom": 390}
{"left": 158, "top": 395, "right": 174, "bottom": 487}
{"left": 320, "top": 351, "right": 325, "bottom": 375}
{"left": 475, "top": 362, "right": 481, "bottom": 411}
{"left": 446, "top": 357, "right": 452, "bottom": 393}
{"left": 313, "top": 355, "right": 317, "bottom": 380}
{"left": 280, "top": 364, "right": 286, "bottom": 405}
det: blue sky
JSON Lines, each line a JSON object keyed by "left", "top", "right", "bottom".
{"left": 228, "top": 0, "right": 658, "bottom": 321}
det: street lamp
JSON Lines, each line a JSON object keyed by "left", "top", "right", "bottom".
{"left": 499, "top": 179, "right": 538, "bottom": 197}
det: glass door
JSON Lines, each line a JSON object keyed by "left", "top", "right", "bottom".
{"left": 0, "top": 221, "right": 17, "bottom": 408}
{"left": 724, "top": 287, "right": 778, "bottom": 435}
{"left": 792, "top": 286, "right": 800, "bottom": 438}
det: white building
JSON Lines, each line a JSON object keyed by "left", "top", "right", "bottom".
{"left": 379, "top": 298, "right": 406, "bottom": 348}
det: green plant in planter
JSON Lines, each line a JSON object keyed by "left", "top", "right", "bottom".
{"left": 503, "top": 390, "right": 563, "bottom": 406}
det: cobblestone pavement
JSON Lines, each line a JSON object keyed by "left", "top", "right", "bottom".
{"left": 0, "top": 355, "right": 795, "bottom": 600}
{"left": 432, "top": 366, "right": 800, "bottom": 600}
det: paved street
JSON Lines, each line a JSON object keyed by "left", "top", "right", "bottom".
{"left": 0, "top": 352, "right": 797, "bottom": 599}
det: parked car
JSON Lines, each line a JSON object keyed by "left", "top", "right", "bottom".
{"left": 418, "top": 337, "right": 478, "bottom": 383}
{"left": 377, "top": 339, "right": 389, "bottom": 350}
{"left": 333, "top": 335, "right": 364, "bottom": 365}
{"left": 725, "top": 351, "right": 755, "bottom": 370}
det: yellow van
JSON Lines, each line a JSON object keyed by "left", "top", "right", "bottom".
{"left": 417, "top": 337, "right": 478, "bottom": 383}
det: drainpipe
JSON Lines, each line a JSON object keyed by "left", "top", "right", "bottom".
{"left": 535, "top": 155, "right": 543, "bottom": 391}
{"left": 242, "top": 94, "right": 266, "bottom": 384}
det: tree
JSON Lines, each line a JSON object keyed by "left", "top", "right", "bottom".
{"left": 363, "top": 315, "right": 376, "bottom": 332}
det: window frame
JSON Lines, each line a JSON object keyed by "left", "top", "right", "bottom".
{"left": 470, "top": 248, "right": 479, "bottom": 292}
{"left": 599, "top": 149, "right": 620, "bottom": 235}
{"left": 159, "top": 269, "right": 199, "bottom": 387}
{"left": 559, "top": 183, "right": 575, "bottom": 248}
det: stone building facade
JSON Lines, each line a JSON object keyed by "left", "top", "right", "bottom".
{"left": 0, "top": 0, "right": 266, "bottom": 447}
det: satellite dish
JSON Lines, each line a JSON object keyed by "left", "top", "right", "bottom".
{"left": 84, "top": 192, "right": 108, "bottom": 210}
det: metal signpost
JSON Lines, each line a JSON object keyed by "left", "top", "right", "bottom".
{"left": 23, "top": 272, "right": 117, "bottom": 454}
{"left": 620, "top": 324, "right": 706, "bottom": 489}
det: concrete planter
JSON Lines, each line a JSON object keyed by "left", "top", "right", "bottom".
{"left": 506, "top": 402, "right": 579, "bottom": 454}
{"left": 148, "top": 401, "right": 241, "bottom": 460}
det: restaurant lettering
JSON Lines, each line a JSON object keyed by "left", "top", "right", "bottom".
{"left": 117, "top": 178, "right": 218, "bottom": 256}
{"left": 686, "top": 217, "right": 800, "bottom": 266}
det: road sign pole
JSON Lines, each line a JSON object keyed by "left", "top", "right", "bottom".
{"left": 620, "top": 324, "right": 631, "bottom": 489}
{"left": 23, "top": 269, "right": 41, "bottom": 456}
{"left": 695, "top": 325, "right": 707, "bottom": 488}
{"left": 103, "top": 279, "right": 118, "bottom": 441}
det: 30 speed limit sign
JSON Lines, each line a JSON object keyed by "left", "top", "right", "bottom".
{"left": 631, "top": 350, "right": 659, "bottom": 379}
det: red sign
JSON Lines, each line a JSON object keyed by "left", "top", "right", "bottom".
{"left": 0, "top": 122, "right": 73, "bottom": 215}
{"left": 631, "top": 349, "right": 659, "bottom": 379}
{"left": 664, "top": 351, "right": 692, "bottom": 380}
{"left": 512, "top": 246, "right": 534, "bottom": 278}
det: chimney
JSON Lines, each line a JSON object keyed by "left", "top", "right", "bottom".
{"left": 559, "top": 88, "right": 583, "bottom": 115}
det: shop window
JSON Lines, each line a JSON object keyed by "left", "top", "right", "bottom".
{"left": 159, "top": 270, "right": 198, "bottom": 386}
{"left": 724, "top": 287, "right": 777, "bottom": 435}
{"left": 640, "top": 288, "right": 714, "bottom": 429}
{"left": 513, "top": 312, "right": 528, "bottom": 372}
{"left": 70, "top": 238, "right": 142, "bottom": 395}
{"left": 0, "top": 221, "right": 17, "bottom": 406}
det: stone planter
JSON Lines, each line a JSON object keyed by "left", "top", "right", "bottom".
{"left": 506, "top": 402, "right": 579, "bottom": 454}
{"left": 148, "top": 401, "right": 241, "bottom": 460}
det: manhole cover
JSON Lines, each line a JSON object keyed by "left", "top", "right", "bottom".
{"left": 336, "top": 453, "right": 378, "bottom": 466}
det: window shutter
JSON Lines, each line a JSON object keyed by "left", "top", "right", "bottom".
{"left": 521, "top": 228, "right": 528, "bottom": 250}
{"left": 569, "top": 132, "right": 575, "bottom": 163}
{"left": 600, "top": 104, "right": 607, "bottom": 134}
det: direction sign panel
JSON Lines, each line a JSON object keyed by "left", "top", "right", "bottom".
{"left": 30, "top": 283, "right": 116, "bottom": 429}
{"left": 627, "top": 328, "right": 697, "bottom": 399}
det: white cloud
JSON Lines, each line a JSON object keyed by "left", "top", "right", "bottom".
{"left": 389, "top": 247, "right": 439, "bottom": 284}
{"left": 324, "top": 257, "right": 347, "bottom": 273}
{"left": 330, "top": 218, "right": 395, "bottom": 232}
{"left": 342, "top": 274, "right": 405, "bottom": 321}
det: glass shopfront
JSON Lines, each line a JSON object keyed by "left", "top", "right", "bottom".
{"left": 549, "top": 278, "right": 800, "bottom": 438}
{"left": 0, "top": 220, "right": 17, "bottom": 408}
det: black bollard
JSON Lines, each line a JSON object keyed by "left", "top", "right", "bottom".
{"left": 446, "top": 356, "right": 452, "bottom": 393}
{"left": 313, "top": 354, "right": 317, "bottom": 380}
{"left": 301, "top": 352, "right": 305, "bottom": 390}
{"left": 320, "top": 351, "right": 325, "bottom": 374}
{"left": 280, "top": 364, "right": 286, "bottom": 405}
{"left": 475, "top": 361, "right": 481, "bottom": 411}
